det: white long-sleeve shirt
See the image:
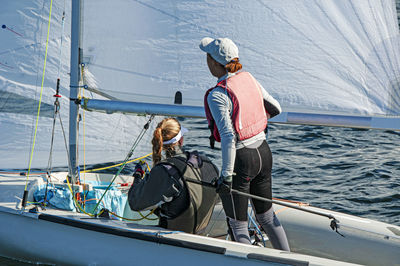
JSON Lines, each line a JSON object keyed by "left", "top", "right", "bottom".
{"left": 206, "top": 72, "right": 281, "bottom": 179}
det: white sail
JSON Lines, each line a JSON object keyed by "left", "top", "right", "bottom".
{"left": 81, "top": 0, "right": 400, "bottom": 129}
{"left": 2, "top": 0, "right": 400, "bottom": 169}
{"left": 0, "top": 1, "right": 158, "bottom": 170}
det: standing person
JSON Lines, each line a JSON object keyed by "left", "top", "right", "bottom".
{"left": 199, "top": 37, "right": 290, "bottom": 251}
{"left": 128, "top": 118, "right": 219, "bottom": 234}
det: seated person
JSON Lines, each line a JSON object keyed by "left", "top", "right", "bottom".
{"left": 128, "top": 118, "right": 219, "bottom": 234}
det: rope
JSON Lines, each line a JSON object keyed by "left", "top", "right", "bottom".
{"left": 58, "top": 101, "right": 72, "bottom": 173}
{"left": 109, "top": 209, "right": 158, "bottom": 222}
{"left": 92, "top": 115, "right": 155, "bottom": 214}
{"left": 80, "top": 63, "right": 87, "bottom": 206}
{"left": 43, "top": 96, "right": 60, "bottom": 207}
{"left": 247, "top": 209, "right": 266, "bottom": 247}
{"left": 185, "top": 178, "right": 344, "bottom": 236}
{"left": 57, "top": 9, "right": 65, "bottom": 78}
{"left": 65, "top": 175, "right": 96, "bottom": 217}
{"left": 22, "top": 0, "right": 54, "bottom": 207}
{"left": 46, "top": 101, "right": 59, "bottom": 174}
{"left": 82, "top": 153, "right": 152, "bottom": 173}
{"left": 1, "top": 24, "right": 24, "bottom": 37}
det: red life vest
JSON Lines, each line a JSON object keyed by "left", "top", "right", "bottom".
{"left": 204, "top": 72, "right": 268, "bottom": 147}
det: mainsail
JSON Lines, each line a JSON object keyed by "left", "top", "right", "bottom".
{"left": 1, "top": 0, "right": 400, "bottom": 169}
{"left": 81, "top": 0, "right": 400, "bottom": 129}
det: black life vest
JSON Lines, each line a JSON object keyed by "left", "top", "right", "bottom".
{"left": 160, "top": 151, "right": 219, "bottom": 234}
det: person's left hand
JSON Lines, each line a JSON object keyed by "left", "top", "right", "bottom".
{"left": 216, "top": 176, "right": 232, "bottom": 194}
{"left": 133, "top": 161, "right": 146, "bottom": 179}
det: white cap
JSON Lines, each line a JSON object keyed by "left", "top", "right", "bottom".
{"left": 162, "top": 126, "right": 188, "bottom": 145}
{"left": 199, "top": 37, "right": 239, "bottom": 65}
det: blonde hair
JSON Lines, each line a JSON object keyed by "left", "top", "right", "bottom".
{"left": 152, "top": 118, "right": 182, "bottom": 165}
{"left": 225, "top": 58, "right": 242, "bottom": 73}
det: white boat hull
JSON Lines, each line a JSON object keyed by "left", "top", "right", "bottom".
{"left": 275, "top": 203, "right": 400, "bottom": 265}
{"left": 1, "top": 172, "right": 399, "bottom": 265}
{"left": 202, "top": 201, "right": 400, "bottom": 266}
{"left": 0, "top": 205, "right": 360, "bottom": 266}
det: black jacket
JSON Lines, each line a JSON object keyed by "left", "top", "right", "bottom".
{"left": 128, "top": 148, "right": 218, "bottom": 220}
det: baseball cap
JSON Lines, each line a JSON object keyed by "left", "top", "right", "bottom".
{"left": 199, "top": 37, "right": 239, "bottom": 65}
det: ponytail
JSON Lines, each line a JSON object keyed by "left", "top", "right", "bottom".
{"left": 225, "top": 58, "right": 242, "bottom": 73}
{"left": 151, "top": 118, "right": 181, "bottom": 165}
{"left": 152, "top": 127, "right": 163, "bottom": 165}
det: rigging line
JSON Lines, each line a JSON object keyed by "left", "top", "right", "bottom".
{"left": 372, "top": 0, "right": 400, "bottom": 112}
{"left": 185, "top": 178, "right": 344, "bottom": 236}
{"left": 257, "top": 0, "right": 369, "bottom": 94}
{"left": 65, "top": 175, "right": 96, "bottom": 217}
{"left": 43, "top": 100, "right": 59, "bottom": 206}
{"left": 24, "top": 0, "right": 54, "bottom": 192}
{"left": 59, "top": 0, "right": 67, "bottom": 75}
{"left": 57, "top": 9, "right": 66, "bottom": 78}
{"left": 314, "top": 0, "right": 389, "bottom": 111}
{"left": 349, "top": 0, "right": 399, "bottom": 110}
{"left": 1, "top": 24, "right": 23, "bottom": 37}
{"left": 247, "top": 209, "right": 266, "bottom": 247}
{"left": 82, "top": 153, "right": 152, "bottom": 173}
{"left": 80, "top": 64, "right": 87, "bottom": 205}
{"left": 80, "top": 86, "right": 117, "bottom": 100}
{"left": 58, "top": 111, "right": 72, "bottom": 176}
{"left": 92, "top": 115, "right": 155, "bottom": 214}
{"left": 28, "top": 0, "right": 48, "bottom": 172}
{"left": 109, "top": 209, "right": 158, "bottom": 221}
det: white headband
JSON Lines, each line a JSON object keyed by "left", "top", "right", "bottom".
{"left": 162, "top": 126, "right": 188, "bottom": 145}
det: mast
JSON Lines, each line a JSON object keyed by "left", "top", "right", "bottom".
{"left": 68, "top": 0, "right": 81, "bottom": 182}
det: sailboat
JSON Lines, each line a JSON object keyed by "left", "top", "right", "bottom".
{"left": 1, "top": 0, "right": 399, "bottom": 265}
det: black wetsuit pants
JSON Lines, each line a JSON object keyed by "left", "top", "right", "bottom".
{"left": 220, "top": 140, "right": 273, "bottom": 221}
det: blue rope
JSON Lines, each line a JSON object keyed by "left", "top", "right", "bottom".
{"left": 247, "top": 210, "right": 266, "bottom": 247}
